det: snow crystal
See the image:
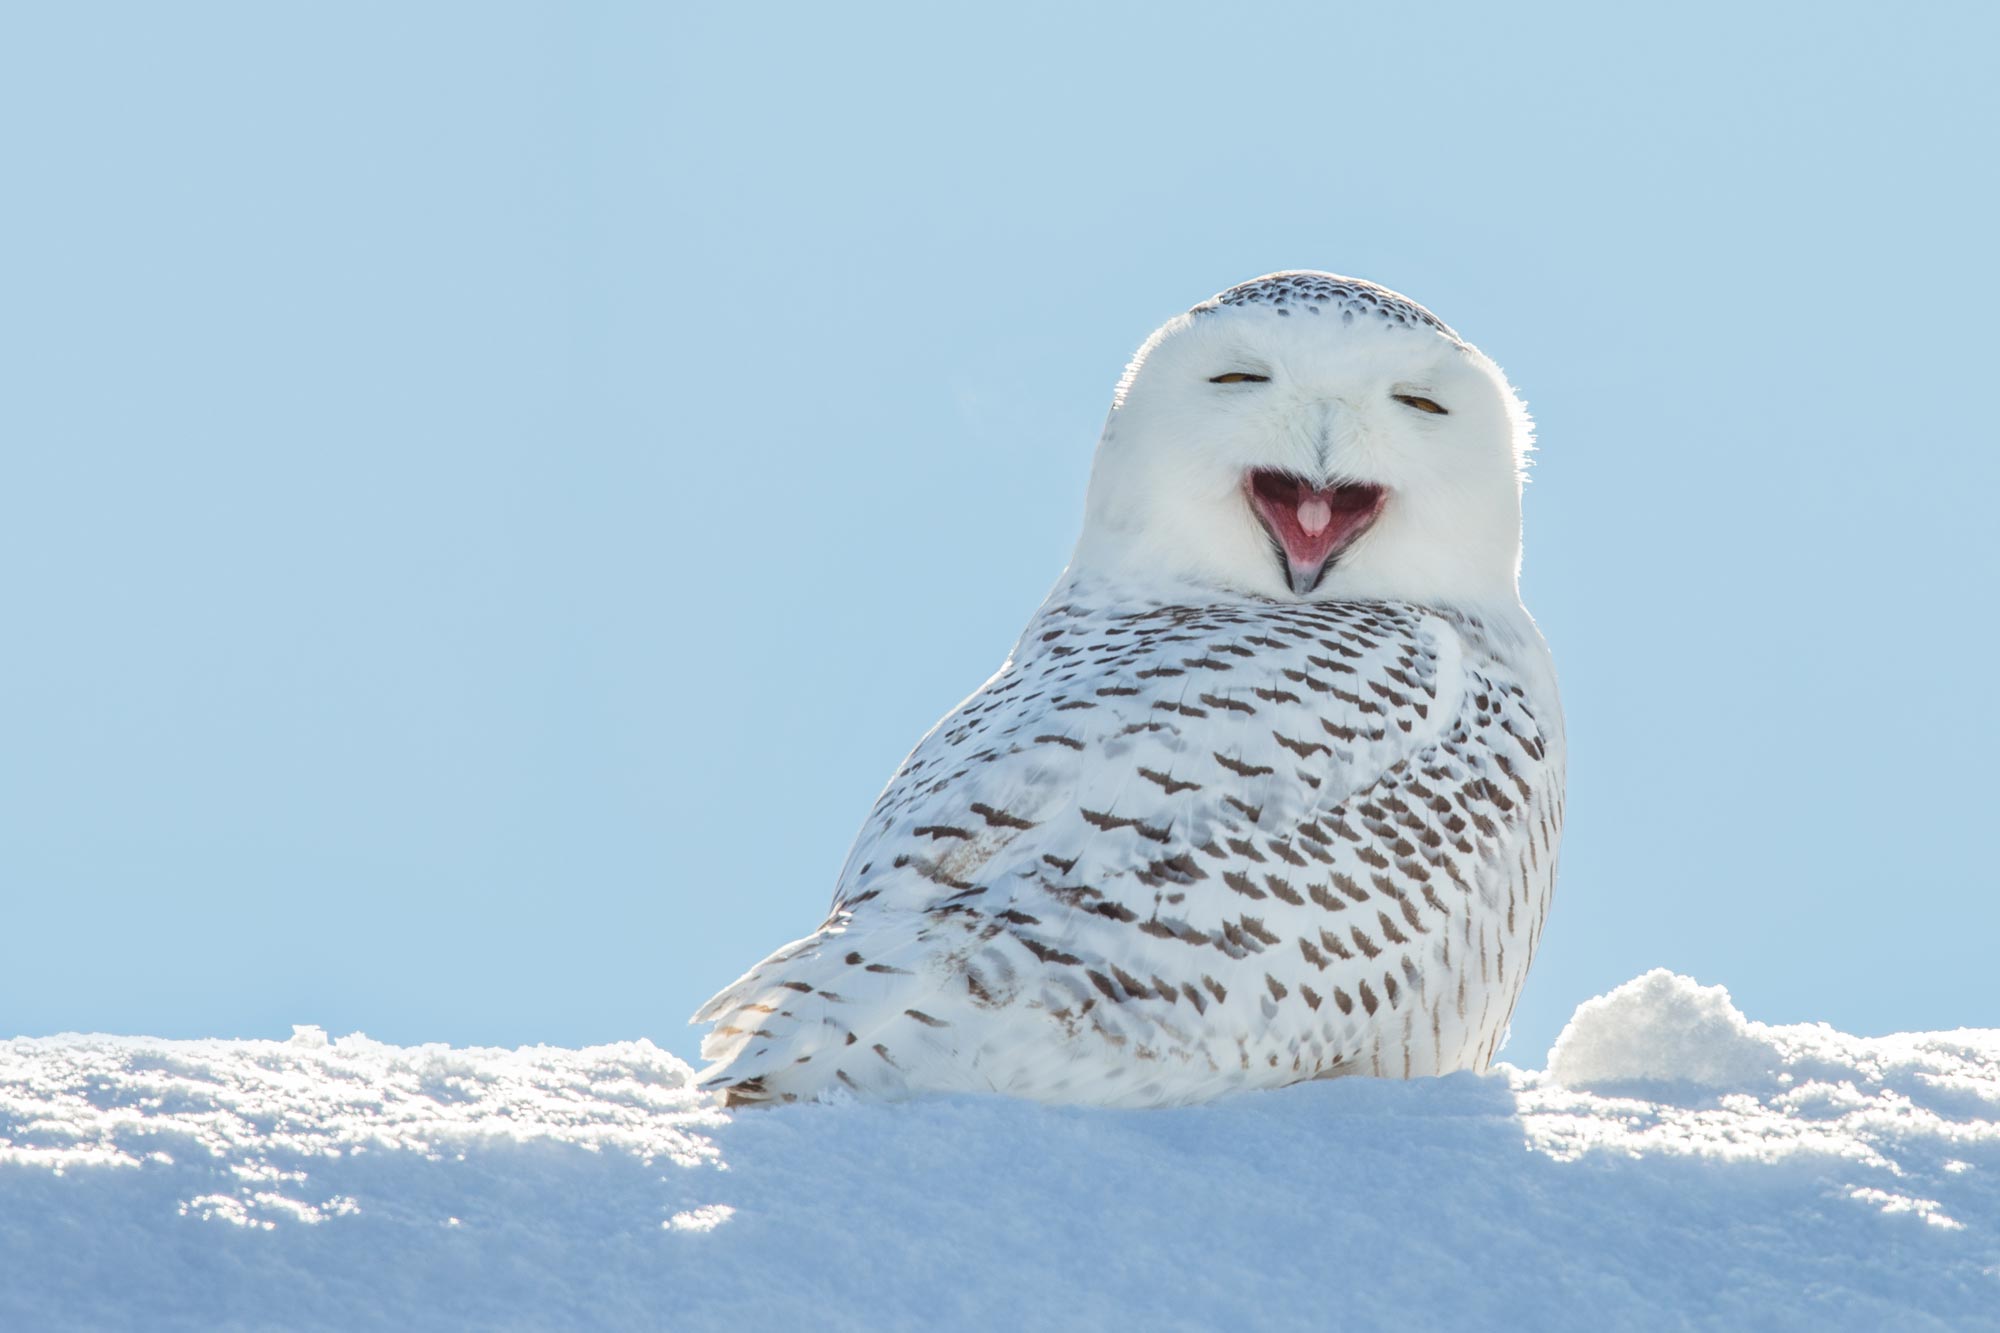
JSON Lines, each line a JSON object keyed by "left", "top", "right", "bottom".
{"left": 3, "top": 976, "right": 1997, "bottom": 1332}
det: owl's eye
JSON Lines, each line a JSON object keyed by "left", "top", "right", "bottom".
{"left": 1209, "top": 372, "right": 1270, "bottom": 384}
{"left": 1393, "top": 393, "right": 1449, "bottom": 415}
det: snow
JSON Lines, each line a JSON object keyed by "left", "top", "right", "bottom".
{"left": 4, "top": 973, "right": 1996, "bottom": 1332}
{"left": 1548, "top": 968, "right": 1784, "bottom": 1089}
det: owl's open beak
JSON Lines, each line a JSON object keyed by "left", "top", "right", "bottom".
{"left": 1244, "top": 471, "right": 1386, "bottom": 596}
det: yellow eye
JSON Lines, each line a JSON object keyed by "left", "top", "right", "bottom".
{"left": 1393, "top": 394, "right": 1449, "bottom": 415}
{"left": 1209, "top": 372, "right": 1270, "bottom": 384}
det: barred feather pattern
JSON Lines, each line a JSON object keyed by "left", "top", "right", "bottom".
{"left": 695, "top": 582, "right": 1564, "bottom": 1108}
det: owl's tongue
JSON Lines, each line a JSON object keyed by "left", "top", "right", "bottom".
{"left": 1244, "top": 471, "right": 1386, "bottom": 595}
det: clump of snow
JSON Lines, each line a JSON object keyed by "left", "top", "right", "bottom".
{"left": 1546, "top": 968, "right": 1783, "bottom": 1089}
{"left": 665, "top": 1203, "right": 736, "bottom": 1232}
{"left": 4, "top": 976, "right": 1998, "bottom": 1331}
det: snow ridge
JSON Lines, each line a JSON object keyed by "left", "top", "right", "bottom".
{"left": 3, "top": 973, "right": 1997, "bottom": 1331}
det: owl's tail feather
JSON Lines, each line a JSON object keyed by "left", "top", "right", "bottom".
{"left": 690, "top": 924, "right": 964, "bottom": 1108}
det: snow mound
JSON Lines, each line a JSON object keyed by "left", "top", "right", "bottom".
{"left": 1546, "top": 968, "right": 1782, "bottom": 1089}
{"left": 5, "top": 976, "right": 1998, "bottom": 1332}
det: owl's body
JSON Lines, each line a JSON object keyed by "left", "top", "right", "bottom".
{"left": 696, "top": 272, "right": 1565, "bottom": 1107}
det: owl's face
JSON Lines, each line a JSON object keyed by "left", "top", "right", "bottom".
{"left": 1072, "top": 275, "right": 1533, "bottom": 608}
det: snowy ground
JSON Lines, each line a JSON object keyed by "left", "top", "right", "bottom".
{"left": 4, "top": 972, "right": 1996, "bottom": 1332}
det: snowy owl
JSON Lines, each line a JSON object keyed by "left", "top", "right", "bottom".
{"left": 694, "top": 272, "right": 1564, "bottom": 1108}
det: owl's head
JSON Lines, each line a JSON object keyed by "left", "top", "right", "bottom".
{"left": 1070, "top": 272, "right": 1534, "bottom": 608}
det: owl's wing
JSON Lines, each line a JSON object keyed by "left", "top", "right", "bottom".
{"left": 692, "top": 598, "right": 1552, "bottom": 1105}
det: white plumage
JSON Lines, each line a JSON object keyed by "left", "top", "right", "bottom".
{"left": 694, "top": 272, "right": 1564, "bottom": 1107}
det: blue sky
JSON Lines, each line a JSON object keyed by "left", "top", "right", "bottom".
{"left": 4, "top": 2, "right": 1995, "bottom": 1064}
